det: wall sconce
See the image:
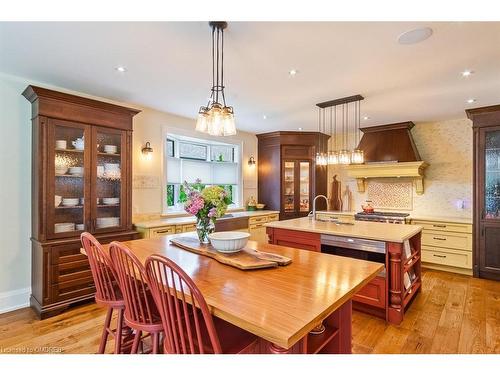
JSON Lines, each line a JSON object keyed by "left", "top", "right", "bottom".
{"left": 141, "top": 142, "right": 153, "bottom": 160}
{"left": 248, "top": 156, "right": 256, "bottom": 166}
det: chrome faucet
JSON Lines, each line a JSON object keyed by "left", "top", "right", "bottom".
{"left": 310, "top": 195, "right": 328, "bottom": 221}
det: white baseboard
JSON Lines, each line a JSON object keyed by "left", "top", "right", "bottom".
{"left": 0, "top": 288, "right": 31, "bottom": 314}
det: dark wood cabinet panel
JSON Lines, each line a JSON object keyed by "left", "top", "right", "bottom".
{"left": 466, "top": 104, "right": 500, "bottom": 280}
{"left": 257, "top": 131, "right": 329, "bottom": 220}
{"left": 23, "top": 86, "right": 140, "bottom": 318}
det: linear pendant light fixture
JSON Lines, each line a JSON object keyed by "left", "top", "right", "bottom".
{"left": 195, "top": 21, "right": 236, "bottom": 137}
{"left": 316, "top": 94, "right": 365, "bottom": 166}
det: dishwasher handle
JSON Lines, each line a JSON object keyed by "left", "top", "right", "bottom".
{"left": 320, "top": 234, "right": 386, "bottom": 254}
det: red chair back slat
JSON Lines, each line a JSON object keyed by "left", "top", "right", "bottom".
{"left": 109, "top": 241, "right": 159, "bottom": 327}
{"left": 81, "top": 232, "right": 121, "bottom": 303}
{"left": 145, "top": 254, "right": 222, "bottom": 354}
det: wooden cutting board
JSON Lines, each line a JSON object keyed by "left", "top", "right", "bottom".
{"left": 170, "top": 236, "right": 292, "bottom": 270}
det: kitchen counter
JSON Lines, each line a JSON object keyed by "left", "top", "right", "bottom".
{"left": 134, "top": 210, "right": 279, "bottom": 229}
{"left": 264, "top": 216, "right": 422, "bottom": 243}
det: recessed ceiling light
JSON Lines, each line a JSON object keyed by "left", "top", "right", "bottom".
{"left": 461, "top": 70, "right": 473, "bottom": 77}
{"left": 289, "top": 69, "right": 298, "bottom": 77}
{"left": 363, "top": 116, "right": 370, "bottom": 120}
{"left": 298, "top": 127, "right": 303, "bottom": 131}
{"left": 398, "top": 27, "right": 433, "bottom": 45}
{"left": 466, "top": 98, "right": 476, "bottom": 104}
{"left": 115, "top": 66, "right": 127, "bottom": 73}
{"left": 262, "top": 115, "right": 267, "bottom": 120}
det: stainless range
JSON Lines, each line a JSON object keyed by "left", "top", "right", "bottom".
{"left": 354, "top": 211, "right": 410, "bottom": 224}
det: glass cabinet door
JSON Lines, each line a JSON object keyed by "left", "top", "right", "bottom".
{"left": 92, "top": 126, "right": 127, "bottom": 232}
{"left": 48, "top": 119, "right": 90, "bottom": 238}
{"left": 283, "top": 161, "right": 295, "bottom": 213}
{"left": 484, "top": 128, "right": 500, "bottom": 220}
{"left": 299, "top": 161, "right": 310, "bottom": 213}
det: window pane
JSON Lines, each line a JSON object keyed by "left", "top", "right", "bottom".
{"left": 211, "top": 145, "right": 234, "bottom": 162}
{"left": 166, "top": 184, "right": 174, "bottom": 206}
{"left": 179, "top": 142, "right": 207, "bottom": 160}
{"left": 167, "top": 139, "right": 174, "bottom": 157}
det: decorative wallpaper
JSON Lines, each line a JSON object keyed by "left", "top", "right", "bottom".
{"left": 328, "top": 118, "right": 473, "bottom": 219}
{"left": 367, "top": 180, "right": 413, "bottom": 210}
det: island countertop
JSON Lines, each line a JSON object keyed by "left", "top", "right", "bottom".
{"left": 264, "top": 217, "right": 423, "bottom": 243}
{"left": 83, "top": 235, "right": 383, "bottom": 351}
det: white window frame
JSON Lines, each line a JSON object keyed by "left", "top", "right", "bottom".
{"left": 161, "top": 125, "right": 243, "bottom": 215}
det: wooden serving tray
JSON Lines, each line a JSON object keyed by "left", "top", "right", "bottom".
{"left": 170, "top": 236, "right": 292, "bottom": 270}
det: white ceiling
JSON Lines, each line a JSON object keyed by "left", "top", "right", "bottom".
{"left": 1, "top": 22, "right": 500, "bottom": 133}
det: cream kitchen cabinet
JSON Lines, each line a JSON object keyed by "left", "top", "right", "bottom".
{"left": 411, "top": 218, "right": 473, "bottom": 275}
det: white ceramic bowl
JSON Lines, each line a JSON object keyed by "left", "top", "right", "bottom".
{"left": 208, "top": 231, "right": 250, "bottom": 253}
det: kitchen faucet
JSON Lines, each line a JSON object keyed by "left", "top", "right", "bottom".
{"left": 310, "top": 195, "right": 328, "bottom": 221}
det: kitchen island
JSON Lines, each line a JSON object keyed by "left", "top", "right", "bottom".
{"left": 85, "top": 234, "right": 383, "bottom": 353}
{"left": 265, "top": 217, "right": 423, "bottom": 324}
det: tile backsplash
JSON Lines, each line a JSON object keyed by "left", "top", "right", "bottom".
{"left": 329, "top": 118, "right": 473, "bottom": 218}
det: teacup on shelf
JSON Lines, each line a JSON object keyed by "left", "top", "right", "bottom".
{"left": 55, "top": 140, "right": 67, "bottom": 150}
{"left": 103, "top": 145, "right": 118, "bottom": 154}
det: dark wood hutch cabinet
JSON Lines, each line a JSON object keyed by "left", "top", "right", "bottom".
{"left": 256, "top": 131, "right": 329, "bottom": 220}
{"left": 467, "top": 104, "right": 500, "bottom": 281}
{"left": 23, "top": 86, "right": 140, "bottom": 318}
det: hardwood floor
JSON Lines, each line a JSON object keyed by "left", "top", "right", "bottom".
{"left": 0, "top": 268, "right": 499, "bottom": 354}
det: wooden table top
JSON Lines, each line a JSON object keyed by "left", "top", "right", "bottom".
{"left": 97, "top": 234, "right": 383, "bottom": 349}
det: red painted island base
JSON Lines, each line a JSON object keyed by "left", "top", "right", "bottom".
{"left": 240, "top": 300, "right": 352, "bottom": 354}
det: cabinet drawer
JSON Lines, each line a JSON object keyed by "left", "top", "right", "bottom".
{"left": 249, "top": 223, "right": 265, "bottom": 230}
{"left": 150, "top": 226, "right": 176, "bottom": 238}
{"left": 249, "top": 216, "right": 268, "bottom": 225}
{"left": 412, "top": 220, "right": 472, "bottom": 234}
{"left": 51, "top": 276, "right": 95, "bottom": 303}
{"left": 51, "top": 261, "right": 92, "bottom": 285}
{"left": 51, "top": 244, "right": 89, "bottom": 265}
{"left": 267, "top": 214, "right": 279, "bottom": 222}
{"left": 421, "top": 246, "right": 472, "bottom": 269}
{"left": 422, "top": 230, "right": 472, "bottom": 251}
{"left": 353, "top": 276, "right": 386, "bottom": 309}
{"left": 181, "top": 224, "right": 197, "bottom": 233}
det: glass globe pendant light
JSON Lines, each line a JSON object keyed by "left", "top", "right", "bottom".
{"left": 195, "top": 21, "right": 236, "bottom": 137}
{"left": 350, "top": 99, "right": 364, "bottom": 164}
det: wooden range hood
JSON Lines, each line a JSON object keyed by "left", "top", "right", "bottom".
{"left": 346, "top": 121, "right": 429, "bottom": 195}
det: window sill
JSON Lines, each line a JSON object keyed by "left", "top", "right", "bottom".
{"left": 161, "top": 206, "right": 246, "bottom": 218}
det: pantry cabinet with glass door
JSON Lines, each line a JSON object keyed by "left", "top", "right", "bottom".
{"left": 467, "top": 104, "right": 500, "bottom": 281}
{"left": 23, "top": 86, "right": 140, "bottom": 318}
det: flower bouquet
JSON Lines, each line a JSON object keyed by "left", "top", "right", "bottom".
{"left": 182, "top": 179, "right": 232, "bottom": 243}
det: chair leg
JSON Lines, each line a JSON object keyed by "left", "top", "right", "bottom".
{"left": 131, "top": 330, "right": 142, "bottom": 354}
{"left": 114, "top": 308, "right": 124, "bottom": 354}
{"left": 152, "top": 333, "right": 159, "bottom": 354}
{"left": 98, "top": 308, "right": 113, "bottom": 354}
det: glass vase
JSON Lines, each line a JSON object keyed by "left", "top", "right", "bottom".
{"left": 196, "top": 217, "right": 215, "bottom": 244}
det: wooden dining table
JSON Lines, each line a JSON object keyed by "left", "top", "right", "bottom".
{"left": 88, "top": 234, "right": 383, "bottom": 354}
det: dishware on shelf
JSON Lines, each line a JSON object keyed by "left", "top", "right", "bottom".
{"left": 55, "top": 166, "right": 68, "bottom": 175}
{"left": 97, "top": 198, "right": 100, "bottom": 205}
{"left": 96, "top": 216, "right": 120, "bottom": 228}
{"left": 103, "top": 145, "right": 118, "bottom": 154}
{"left": 103, "top": 163, "right": 121, "bottom": 178}
{"left": 80, "top": 197, "right": 85, "bottom": 205}
{"left": 68, "top": 166, "right": 84, "bottom": 175}
{"left": 55, "top": 140, "right": 67, "bottom": 150}
{"left": 76, "top": 223, "right": 84, "bottom": 231}
{"left": 102, "top": 197, "right": 120, "bottom": 205}
{"left": 54, "top": 222, "right": 75, "bottom": 233}
{"left": 61, "top": 198, "right": 80, "bottom": 207}
{"left": 72, "top": 137, "right": 84, "bottom": 150}
{"left": 96, "top": 165, "right": 104, "bottom": 177}
{"left": 55, "top": 195, "right": 62, "bottom": 207}
{"left": 256, "top": 203, "right": 266, "bottom": 210}
{"left": 208, "top": 231, "right": 250, "bottom": 253}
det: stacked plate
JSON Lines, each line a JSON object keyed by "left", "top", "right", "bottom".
{"left": 62, "top": 198, "right": 80, "bottom": 207}
{"left": 96, "top": 217, "right": 120, "bottom": 228}
{"left": 69, "top": 166, "right": 84, "bottom": 176}
{"left": 102, "top": 197, "right": 120, "bottom": 205}
{"left": 55, "top": 222, "right": 75, "bottom": 233}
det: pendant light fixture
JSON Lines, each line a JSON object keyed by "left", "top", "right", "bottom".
{"left": 315, "top": 94, "right": 365, "bottom": 166}
{"left": 196, "top": 21, "right": 236, "bottom": 137}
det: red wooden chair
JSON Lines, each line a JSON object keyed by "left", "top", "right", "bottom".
{"left": 145, "top": 254, "right": 259, "bottom": 354}
{"left": 80, "top": 232, "right": 128, "bottom": 354}
{"left": 109, "top": 241, "right": 164, "bottom": 354}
